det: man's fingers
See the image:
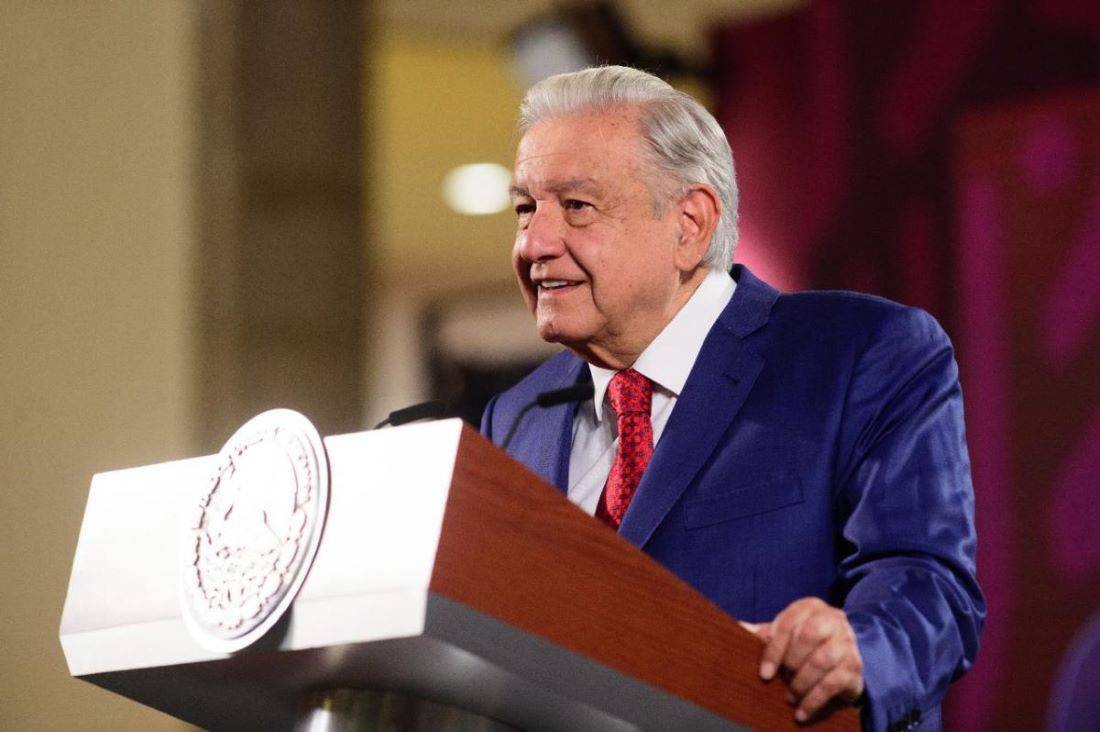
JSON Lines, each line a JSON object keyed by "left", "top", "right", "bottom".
{"left": 759, "top": 620, "right": 791, "bottom": 680}
{"left": 787, "top": 637, "right": 844, "bottom": 698}
{"left": 759, "top": 604, "right": 812, "bottom": 680}
{"left": 781, "top": 611, "right": 835, "bottom": 675}
{"left": 755, "top": 597, "right": 864, "bottom": 722}
{"left": 794, "top": 665, "right": 863, "bottom": 723}
{"left": 740, "top": 621, "right": 772, "bottom": 642}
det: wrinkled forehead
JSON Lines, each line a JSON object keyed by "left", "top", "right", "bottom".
{"left": 512, "top": 108, "right": 651, "bottom": 187}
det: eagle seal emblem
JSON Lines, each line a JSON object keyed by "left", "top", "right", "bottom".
{"left": 180, "top": 409, "right": 329, "bottom": 652}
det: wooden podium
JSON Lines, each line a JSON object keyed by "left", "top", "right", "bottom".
{"left": 60, "top": 417, "right": 857, "bottom": 730}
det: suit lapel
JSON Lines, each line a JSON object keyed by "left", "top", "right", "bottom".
{"left": 618, "top": 266, "right": 777, "bottom": 548}
{"left": 514, "top": 357, "right": 587, "bottom": 494}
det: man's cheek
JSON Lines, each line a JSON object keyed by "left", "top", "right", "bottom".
{"left": 522, "top": 281, "right": 538, "bottom": 311}
{"left": 512, "top": 265, "right": 537, "bottom": 310}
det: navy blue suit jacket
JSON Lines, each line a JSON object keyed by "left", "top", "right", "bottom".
{"left": 481, "top": 266, "right": 984, "bottom": 731}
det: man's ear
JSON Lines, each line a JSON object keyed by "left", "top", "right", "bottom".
{"left": 675, "top": 184, "right": 721, "bottom": 272}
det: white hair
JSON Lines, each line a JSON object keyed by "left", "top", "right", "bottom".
{"left": 519, "top": 65, "right": 738, "bottom": 270}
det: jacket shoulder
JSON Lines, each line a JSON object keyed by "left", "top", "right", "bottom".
{"left": 772, "top": 289, "right": 949, "bottom": 346}
{"left": 498, "top": 349, "right": 583, "bottom": 404}
{"left": 480, "top": 349, "right": 582, "bottom": 440}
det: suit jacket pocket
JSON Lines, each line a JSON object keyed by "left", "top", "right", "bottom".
{"left": 683, "top": 477, "right": 804, "bottom": 529}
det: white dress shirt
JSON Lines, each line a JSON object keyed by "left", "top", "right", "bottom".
{"left": 567, "top": 268, "right": 737, "bottom": 515}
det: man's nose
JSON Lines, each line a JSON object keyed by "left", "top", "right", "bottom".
{"left": 517, "top": 206, "right": 566, "bottom": 262}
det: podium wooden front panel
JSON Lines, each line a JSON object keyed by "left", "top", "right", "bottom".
{"left": 61, "top": 419, "right": 857, "bottom": 730}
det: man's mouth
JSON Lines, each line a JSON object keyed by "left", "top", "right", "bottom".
{"left": 537, "top": 279, "right": 583, "bottom": 294}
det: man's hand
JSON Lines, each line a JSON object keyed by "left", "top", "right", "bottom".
{"left": 742, "top": 597, "right": 864, "bottom": 723}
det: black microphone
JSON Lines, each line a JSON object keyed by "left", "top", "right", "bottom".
{"left": 501, "top": 383, "right": 594, "bottom": 452}
{"left": 373, "top": 400, "right": 449, "bottom": 429}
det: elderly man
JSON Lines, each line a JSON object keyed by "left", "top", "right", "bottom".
{"left": 480, "top": 65, "right": 982, "bottom": 731}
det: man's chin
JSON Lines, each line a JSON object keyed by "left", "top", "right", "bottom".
{"left": 535, "top": 323, "right": 568, "bottom": 344}
{"left": 535, "top": 318, "right": 587, "bottom": 347}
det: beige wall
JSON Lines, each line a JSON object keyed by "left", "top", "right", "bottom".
{"left": 371, "top": 30, "right": 522, "bottom": 284}
{"left": 363, "top": 31, "right": 536, "bottom": 423}
{"left": 0, "top": 3, "right": 195, "bottom": 729}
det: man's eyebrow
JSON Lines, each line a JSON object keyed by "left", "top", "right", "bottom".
{"left": 509, "top": 178, "right": 601, "bottom": 197}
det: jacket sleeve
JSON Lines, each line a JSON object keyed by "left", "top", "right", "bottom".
{"left": 834, "top": 307, "right": 985, "bottom": 731}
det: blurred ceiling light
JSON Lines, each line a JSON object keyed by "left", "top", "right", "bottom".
{"left": 442, "top": 163, "right": 512, "bottom": 216}
{"left": 509, "top": 1, "right": 705, "bottom": 88}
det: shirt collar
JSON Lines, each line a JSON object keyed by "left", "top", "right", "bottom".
{"left": 588, "top": 268, "right": 736, "bottom": 421}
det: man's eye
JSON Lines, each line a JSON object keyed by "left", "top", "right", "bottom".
{"left": 564, "top": 199, "right": 592, "bottom": 211}
{"left": 514, "top": 202, "right": 534, "bottom": 217}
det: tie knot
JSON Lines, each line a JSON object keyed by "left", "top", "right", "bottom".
{"left": 607, "top": 368, "right": 652, "bottom": 417}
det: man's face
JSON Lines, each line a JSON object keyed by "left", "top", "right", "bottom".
{"left": 510, "top": 108, "right": 685, "bottom": 367}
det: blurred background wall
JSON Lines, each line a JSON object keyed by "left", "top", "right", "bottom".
{"left": 1, "top": 3, "right": 197, "bottom": 729}
{"left": 2, "top": 1, "right": 1098, "bottom": 729}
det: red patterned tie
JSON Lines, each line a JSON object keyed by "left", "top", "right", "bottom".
{"left": 596, "top": 368, "right": 654, "bottom": 529}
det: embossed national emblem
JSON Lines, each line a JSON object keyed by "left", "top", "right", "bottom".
{"left": 180, "top": 409, "right": 329, "bottom": 652}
